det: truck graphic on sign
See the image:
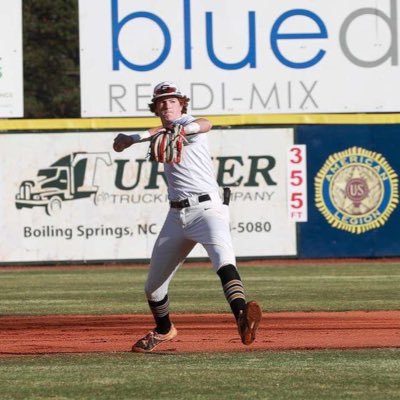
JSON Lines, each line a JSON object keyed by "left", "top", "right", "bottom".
{"left": 15, "top": 152, "right": 111, "bottom": 216}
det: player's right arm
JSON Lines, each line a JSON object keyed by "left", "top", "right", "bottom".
{"left": 113, "top": 127, "right": 165, "bottom": 152}
{"left": 113, "top": 133, "right": 135, "bottom": 152}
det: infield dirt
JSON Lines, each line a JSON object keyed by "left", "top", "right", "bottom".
{"left": 1, "top": 311, "right": 399, "bottom": 355}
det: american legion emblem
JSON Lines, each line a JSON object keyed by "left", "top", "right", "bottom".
{"left": 315, "top": 147, "right": 398, "bottom": 234}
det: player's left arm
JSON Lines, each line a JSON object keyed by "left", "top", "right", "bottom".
{"left": 184, "top": 118, "right": 212, "bottom": 135}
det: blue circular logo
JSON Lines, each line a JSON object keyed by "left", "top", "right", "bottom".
{"left": 315, "top": 147, "right": 398, "bottom": 234}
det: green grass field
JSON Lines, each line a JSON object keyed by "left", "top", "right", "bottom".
{"left": 1, "top": 261, "right": 400, "bottom": 400}
{"left": 1, "top": 262, "right": 400, "bottom": 315}
{"left": 1, "top": 350, "right": 399, "bottom": 400}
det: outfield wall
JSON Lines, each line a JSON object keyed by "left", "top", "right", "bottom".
{"left": 1, "top": 1, "right": 399, "bottom": 263}
{"left": 0, "top": 116, "right": 399, "bottom": 264}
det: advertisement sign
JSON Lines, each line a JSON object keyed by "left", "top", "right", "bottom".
{"left": 0, "top": 128, "right": 296, "bottom": 263}
{"left": 0, "top": 0, "right": 23, "bottom": 117}
{"left": 79, "top": 0, "right": 400, "bottom": 117}
{"left": 298, "top": 125, "right": 400, "bottom": 258}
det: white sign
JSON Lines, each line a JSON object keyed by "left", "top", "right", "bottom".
{"left": 0, "top": 0, "right": 23, "bottom": 117}
{"left": 287, "top": 145, "right": 308, "bottom": 222}
{"left": 79, "top": 0, "right": 400, "bottom": 117}
{"left": 0, "top": 128, "right": 296, "bottom": 263}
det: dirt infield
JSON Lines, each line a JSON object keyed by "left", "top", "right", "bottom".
{"left": 1, "top": 311, "right": 399, "bottom": 355}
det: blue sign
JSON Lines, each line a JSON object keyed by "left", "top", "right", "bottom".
{"left": 297, "top": 124, "right": 400, "bottom": 258}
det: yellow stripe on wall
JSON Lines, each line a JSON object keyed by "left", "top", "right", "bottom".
{"left": 1, "top": 113, "right": 400, "bottom": 131}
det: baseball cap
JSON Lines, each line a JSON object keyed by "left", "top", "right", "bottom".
{"left": 151, "top": 81, "right": 185, "bottom": 102}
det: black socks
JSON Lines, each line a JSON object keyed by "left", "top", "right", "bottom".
{"left": 217, "top": 264, "right": 246, "bottom": 320}
{"left": 148, "top": 295, "right": 171, "bottom": 334}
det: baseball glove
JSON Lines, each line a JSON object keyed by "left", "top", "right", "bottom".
{"left": 148, "top": 124, "right": 187, "bottom": 163}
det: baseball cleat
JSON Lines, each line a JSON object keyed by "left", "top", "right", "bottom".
{"left": 237, "top": 301, "right": 262, "bottom": 345}
{"left": 131, "top": 324, "right": 178, "bottom": 353}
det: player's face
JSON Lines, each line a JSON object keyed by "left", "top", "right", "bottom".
{"left": 156, "top": 97, "right": 183, "bottom": 126}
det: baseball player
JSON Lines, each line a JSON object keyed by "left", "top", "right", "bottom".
{"left": 113, "top": 81, "right": 262, "bottom": 352}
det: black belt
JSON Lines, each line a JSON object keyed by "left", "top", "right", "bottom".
{"left": 170, "top": 194, "right": 211, "bottom": 209}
